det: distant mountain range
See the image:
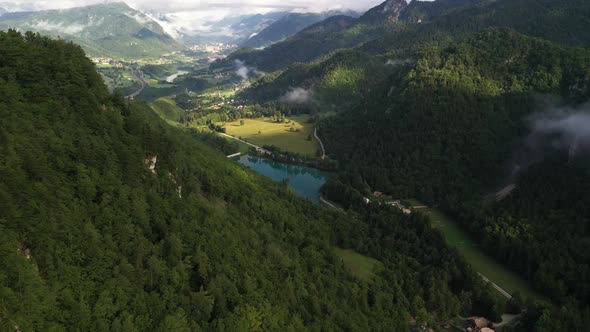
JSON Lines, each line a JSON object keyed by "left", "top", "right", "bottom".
{"left": 0, "top": 2, "right": 180, "bottom": 59}
{"left": 177, "top": 11, "right": 289, "bottom": 46}
{"left": 242, "top": 10, "right": 360, "bottom": 48}
{"left": 0, "top": 2, "right": 370, "bottom": 57}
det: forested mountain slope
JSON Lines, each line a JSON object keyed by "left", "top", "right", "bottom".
{"left": 238, "top": 49, "right": 393, "bottom": 112}
{"left": 213, "top": 14, "right": 363, "bottom": 72}
{"left": 320, "top": 28, "right": 590, "bottom": 314}
{"left": 0, "top": 30, "right": 506, "bottom": 331}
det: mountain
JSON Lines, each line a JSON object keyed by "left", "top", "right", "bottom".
{"left": 241, "top": 0, "right": 590, "bottom": 109}
{"left": 359, "top": 0, "right": 409, "bottom": 23}
{"left": 242, "top": 10, "right": 360, "bottom": 48}
{"left": 212, "top": 14, "right": 365, "bottom": 72}
{"left": 320, "top": 28, "right": 590, "bottom": 309}
{"left": 215, "top": 0, "right": 590, "bottom": 73}
{"left": 212, "top": 0, "right": 408, "bottom": 72}
{"left": 0, "top": 2, "right": 180, "bottom": 58}
{"left": 0, "top": 8, "right": 6, "bottom": 16}
{"left": 0, "top": 29, "right": 504, "bottom": 331}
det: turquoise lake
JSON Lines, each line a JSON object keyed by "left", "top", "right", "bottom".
{"left": 235, "top": 155, "right": 329, "bottom": 203}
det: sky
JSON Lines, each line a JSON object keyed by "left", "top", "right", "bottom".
{"left": 0, "top": 0, "right": 390, "bottom": 37}
{"left": 0, "top": 0, "right": 387, "bottom": 13}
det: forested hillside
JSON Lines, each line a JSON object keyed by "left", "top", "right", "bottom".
{"left": 238, "top": 49, "right": 393, "bottom": 112}
{"left": 0, "top": 30, "right": 508, "bottom": 331}
{"left": 319, "top": 29, "right": 590, "bottom": 327}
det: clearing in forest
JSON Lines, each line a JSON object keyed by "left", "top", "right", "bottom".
{"left": 333, "top": 247, "right": 382, "bottom": 281}
{"left": 220, "top": 115, "right": 318, "bottom": 156}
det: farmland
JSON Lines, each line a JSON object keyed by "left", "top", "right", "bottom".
{"left": 219, "top": 115, "right": 319, "bottom": 156}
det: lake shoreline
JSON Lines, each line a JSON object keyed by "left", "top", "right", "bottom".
{"left": 233, "top": 154, "right": 330, "bottom": 204}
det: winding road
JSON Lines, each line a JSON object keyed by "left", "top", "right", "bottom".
{"left": 219, "top": 133, "right": 271, "bottom": 154}
{"left": 314, "top": 128, "right": 326, "bottom": 160}
{"left": 126, "top": 69, "right": 148, "bottom": 99}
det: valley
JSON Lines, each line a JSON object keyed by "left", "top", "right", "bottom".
{"left": 1, "top": 0, "right": 589, "bottom": 331}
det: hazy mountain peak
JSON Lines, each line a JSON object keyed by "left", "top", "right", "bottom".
{"left": 361, "top": 0, "right": 408, "bottom": 23}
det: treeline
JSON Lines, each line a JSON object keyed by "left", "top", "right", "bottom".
{"left": 0, "top": 30, "right": 503, "bottom": 330}
{"left": 175, "top": 100, "right": 305, "bottom": 127}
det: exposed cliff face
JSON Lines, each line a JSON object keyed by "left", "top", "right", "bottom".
{"left": 360, "top": 0, "right": 409, "bottom": 23}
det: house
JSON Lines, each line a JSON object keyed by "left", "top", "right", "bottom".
{"left": 373, "top": 191, "right": 384, "bottom": 198}
{"left": 465, "top": 317, "right": 491, "bottom": 332}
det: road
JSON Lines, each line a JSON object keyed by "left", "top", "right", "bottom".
{"left": 219, "top": 133, "right": 271, "bottom": 154}
{"left": 126, "top": 69, "right": 148, "bottom": 99}
{"left": 478, "top": 272, "right": 512, "bottom": 299}
{"left": 319, "top": 196, "right": 337, "bottom": 209}
{"left": 314, "top": 128, "right": 326, "bottom": 160}
{"left": 495, "top": 184, "right": 516, "bottom": 201}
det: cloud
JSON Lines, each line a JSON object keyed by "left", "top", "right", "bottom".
{"left": 27, "top": 19, "right": 86, "bottom": 34}
{"left": 526, "top": 106, "right": 590, "bottom": 158}
{"left": 2, "top": 0, "right": 387, "bottom": 39}
{"left": 234, "top": 59, "right": 265, "bottom": 80}
{"left": 505, "top": 100, "right": 590, "bottom": 180}
{"left": 125, "top": 11, "right": 152, "bottom": 25}
{"left": 280, "top": 87, "right": 312, "bottom": 104}
{"left": 1, "top": 1, "right": 385, "bottom": 12}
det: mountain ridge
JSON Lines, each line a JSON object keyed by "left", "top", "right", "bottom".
{"left": 0, "top": 2, "right": 180, "bottom": 58}
{"left": 242, "top": 10, "right": 359, "bottom": 48}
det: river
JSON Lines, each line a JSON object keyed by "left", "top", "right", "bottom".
{"left": 234, "top": 155, "right": 329, "bottom": 203}
{"left": 166, "top": 71, "right": 189, "bottom": 83}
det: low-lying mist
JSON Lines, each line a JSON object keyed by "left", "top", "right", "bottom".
{"left": 280, "top": 87, "right": 312, "bottom": 104}
{"left": 234, "top": 59, "right": 265, "bottom": 80}
{"left": 508, "top": 100, "right": 590, "bottom": 179}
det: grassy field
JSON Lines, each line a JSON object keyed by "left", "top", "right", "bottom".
{"left": 408, "top": 201, "right": 544, "bottom": 302}
{"left": 219, "top": 115, "right": 319, "bottom": 156}
{"left": 333, "top": 247, "right": 382, "bottom": 281}
{"left": 151, "top": 98, "right": 184, "bottom": 122}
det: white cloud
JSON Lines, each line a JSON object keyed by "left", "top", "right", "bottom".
{"left": 1, "top": 0, "right": 391, "bottom": 38}
{"left": 234, "top": 59, "right": 265, "bottom": 80}
{"left": 280, "top": 87, "right": 312, "bottom": 104}
{"left": 1, "top": 0, "right": 385, "bottom": 14}
{"left": 28, "top": 19, "right": 86, "bottom": 34}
